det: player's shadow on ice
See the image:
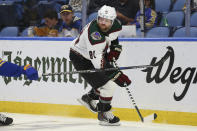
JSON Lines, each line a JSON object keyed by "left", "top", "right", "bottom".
{"left": 10, "top": 120, "right": 95, "bottom": 130}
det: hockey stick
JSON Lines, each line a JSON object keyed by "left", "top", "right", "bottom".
{"left": 125, "top": 86, "right": 144, "bottom": 122}
{"left": 42, "top": 46, "right": 170, "bottom": 77}
{"left": 113, "top": 60, "right": 157, "bottom": 123}
{"left": 42, "top": 64, "right": 155, "bottom": 76}
{"left": 112, "top": 47, "right": 170, "bottom": 122}
{"left": 125, "top": 86, "right": 157, "bottom": 122}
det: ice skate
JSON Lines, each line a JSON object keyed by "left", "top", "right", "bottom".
{"left": 0, "top": 114, "right": 13, "bottom": 125}
{"left": 77, "top": 94, "right": 98, "bottom": 113}
{"left": 98, "top": 111, "right": 120, "bottom": 126}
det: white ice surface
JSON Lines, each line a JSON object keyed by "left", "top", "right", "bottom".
{"left": 0, "top": 113, "right": 197, "bottom": 131}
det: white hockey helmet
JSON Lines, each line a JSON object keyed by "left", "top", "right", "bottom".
{"left": 97, "top": 5, "right": 117, "bottom": 22}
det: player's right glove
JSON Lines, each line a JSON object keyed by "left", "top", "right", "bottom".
{"left": 107, "top": 44, "right": 122, "bottom": 62}
{"left": 110, "top": 71, "right": 131, "bottom": 87}
{"left": 22, "top": 64, "right": 38, "bottom": 80}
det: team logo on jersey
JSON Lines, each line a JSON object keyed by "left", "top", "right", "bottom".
{"left": 91, "top": 32, "right": 102, "bottom": 40}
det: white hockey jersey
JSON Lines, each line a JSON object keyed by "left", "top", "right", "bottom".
{"left": 70, "top": 19, "right": 122, "bottom": 69}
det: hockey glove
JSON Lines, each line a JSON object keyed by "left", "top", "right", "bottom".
{"left": 107, "top": 44, "right": 122, "bottom": 62}
{"left": 22, "top": 64, "right": 38, "bottom": 80}
{"left": 111, "top": 71, "right": 131, "bottom": 87}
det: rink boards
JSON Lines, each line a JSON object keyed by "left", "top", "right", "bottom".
{"left": 1, "top": 37, "right": 197, "bottom": 126}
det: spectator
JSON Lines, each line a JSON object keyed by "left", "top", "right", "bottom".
{"left": 191, "top": 0, "right": 197, "bottom": 11}
{"left": 115, "top": 0, "right": 139, "bottom": 25}
{"left": 59, "top": 5, "right": 82, "bottom": 37}
{"left": 69, "top": 0, "right": 82, "bottom": 12}
{"left": 193, "top": 0, "right": 197, "bottom": 7}
{"left": 86, "top": 0, "right": 118, "bottom": 24}
{"left": 87, "top": 0, "right": 139, "bottom": 25}
{"left": 22, "top": 0, "right": 40, "bottom": 26}
{"left": 183, "top": 0, "right": 197, "bottom": 12}
{"left": 87, "top": 0, "right": 117, "bottom": 15}
{"left": 133, "top": 0, "right": 157, "bottom": 28}
{"left": 33, "top": 9, "right": 62, "bottom": 37}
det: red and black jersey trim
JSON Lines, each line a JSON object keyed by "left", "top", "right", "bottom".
{"left": 99, "top": 96, "right": 113, "bottom": 102}
{"left": 107, "top": 19, "right": 122, "bottom": 34}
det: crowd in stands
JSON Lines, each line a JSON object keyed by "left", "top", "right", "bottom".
{"left": 0, "top": 0, "right": 196, "bottom": 37}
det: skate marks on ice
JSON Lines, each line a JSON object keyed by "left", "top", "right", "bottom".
{"left": 13, "top": 121, "right": 93, "bottom": 130}
{"left": 0, "top": 113, "right": 197, "bottom": 131}
{"left": 0, "top": 113, "right": 96, "bottom": 131}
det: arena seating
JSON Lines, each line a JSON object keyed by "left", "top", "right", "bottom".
{"left": 145, "top": 27, "right": 170, "bottom": 37}
{"left": 173, "top": 27, "right": 197, "bottom": 37}
{"left": 0, "top": 0, "right": 196, "bottom": 37}
{"left": 0, "top": 26, "right": 18, "bottom": 36}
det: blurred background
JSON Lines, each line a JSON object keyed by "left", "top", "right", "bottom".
{"left": 0, "top": 0, "right": 196, "bottom": 38}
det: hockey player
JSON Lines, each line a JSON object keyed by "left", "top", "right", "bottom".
{"left": 0, "top": 58, "right": 38, "bottom": 125}
{"left": 0, "top": 58, "right": 38, "bottom": 80}
{"left": 69, "top": 5, "right": 131, "bottom": 126}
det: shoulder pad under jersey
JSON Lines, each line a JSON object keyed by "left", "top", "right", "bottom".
{"left": 107, "top": 19, "right": 122, "bottom": 34}
{"left": 88, "top": 20, "right": 105, "bottom": 45}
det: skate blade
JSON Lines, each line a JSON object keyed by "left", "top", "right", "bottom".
{"left": 77, "top": 98, "right": 97, "bottom": 113}
{"left": 99, "top": 121, "right": 121, "bottom": 126}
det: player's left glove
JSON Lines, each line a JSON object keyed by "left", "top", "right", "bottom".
{"left": 107, "top": 44, "right": 122, "bottom": 62}
{"left": 22, "top": 64, "right": 38, "bottom": 80}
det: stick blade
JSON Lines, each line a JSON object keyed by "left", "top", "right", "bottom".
{"left": 143, "top": 113, "right": 157, "bottom": 122}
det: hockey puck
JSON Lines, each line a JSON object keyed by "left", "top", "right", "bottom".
{"left": 154, "top": 113, "right": 157, "bottom": 120}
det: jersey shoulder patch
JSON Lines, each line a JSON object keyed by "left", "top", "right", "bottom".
{"left": 108, "top": 19, "right": 122, "bottom": 34}
{"left": 88, "top": 20, "right": 105, "bottom": 45}
{"left": 91, "top": 31, "right": 102, "bottom": 40}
